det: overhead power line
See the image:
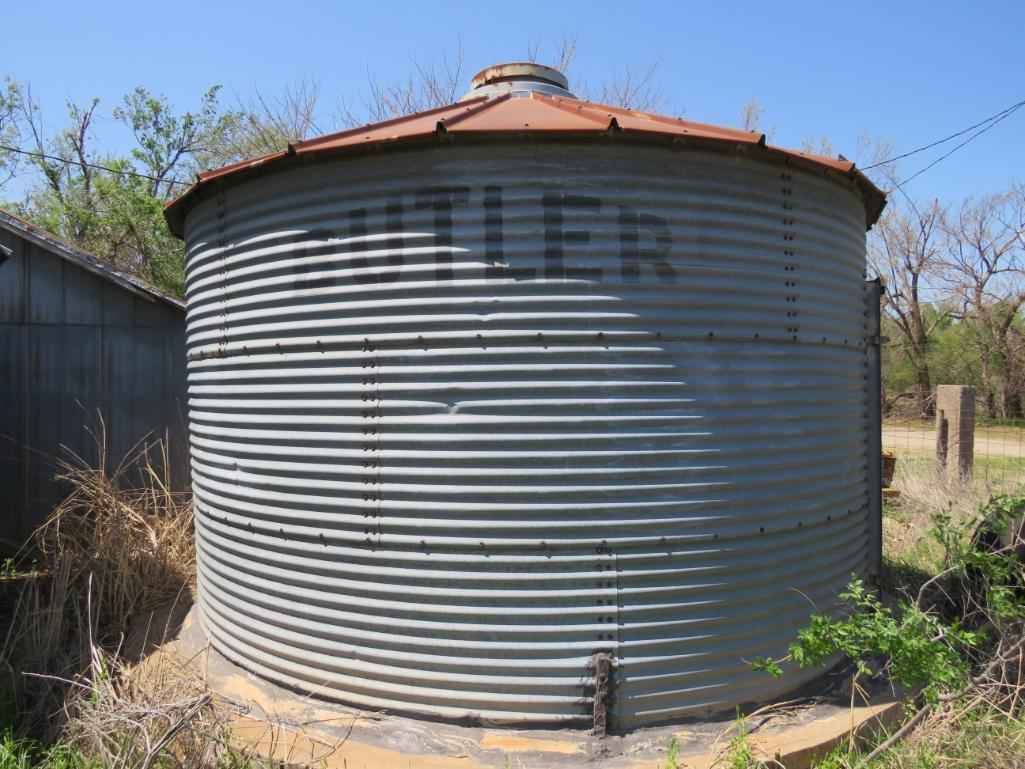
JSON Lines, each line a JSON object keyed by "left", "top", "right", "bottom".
{"left": 888, "top": 101, "right": 1025, "bottom": 194}
{"left": 0, "top": 143, "right": 191, "bottom": 189}
{"left": 861, "top": 97, "right": 1025, "bottom": 172}
{"left": 4, "top": 96, "right": 1024, "bottom": 196}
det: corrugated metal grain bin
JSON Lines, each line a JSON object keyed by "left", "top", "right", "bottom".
{"left": 166, "top": 63, "right": 886, "bottom": 729}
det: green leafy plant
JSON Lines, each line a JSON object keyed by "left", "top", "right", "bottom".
{"left": 752, "top": 492, "right": 1025, "bottom": 766}
{"left": 754, "top": 575, "right": 983, "bottom": 702}
{"left": 662, "top": 734, "right": 680, "bottom": 769}
{"left": 721, "top": 709, "right": 756, "bottom": 769}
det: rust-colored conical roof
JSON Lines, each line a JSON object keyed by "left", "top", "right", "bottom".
{"left": 165, "top": 77, "right": 885, "bottom": 235}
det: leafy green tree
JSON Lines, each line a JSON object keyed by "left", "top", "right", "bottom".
{"left": 942, "top": 189, "right": 1025, "bottom": 419}
{"left": 0, "top": 76, "right": 22, "bottom": 185}
{"left": 7, "top": 84, "right": 237, "bottom": 296}
{"left": 114, "top": 85, "right": 235, "bottom": 198}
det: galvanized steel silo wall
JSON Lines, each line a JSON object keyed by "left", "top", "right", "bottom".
{"left": 183, "top": 142, "right": 872, "bottom": 728}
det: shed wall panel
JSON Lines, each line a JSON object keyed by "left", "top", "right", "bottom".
{"left": 26, "top": 324, "right": 64, "bottom": 533}
{"left": 59, "top": 325, "right": 103, "bottom": 466}
{"left": 101, "top": 326, "right": 136, "bottom": 466}
{"left": 102, "top": 279, "right": 135, "bottom": 327}
{"left": 28, "top": 246, "right": 63, "bottom": 325}
{"left": 0, "top": 233, "right": 25, "bottom": 324}
{"left": 0, "top": 325, "right": 27, "bottom": 538}
{"left": 63, "top": 268, "right": 103, "bottom": 326}
{"left": 0, "top": 229, "right": 187, "bottom": 550}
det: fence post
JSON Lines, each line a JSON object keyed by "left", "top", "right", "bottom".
{"left": 935, "top": 385, "right": 975, "bottom": 483}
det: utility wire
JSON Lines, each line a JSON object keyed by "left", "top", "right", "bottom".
{"left": 0, "top": 143, "right": 191, "bottom": 189}
{"left": 861, "top": 97, "right": 1025, "bottom": 171}
{"left": 4, "top": 96, "right": 1024, "bottom": 195}
{"left": 888, "top": 103, "right": 1024, "bottom": 194}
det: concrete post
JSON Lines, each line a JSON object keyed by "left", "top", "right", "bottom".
{"left": 935, "top": 385, "right": 975, "bottom": 483}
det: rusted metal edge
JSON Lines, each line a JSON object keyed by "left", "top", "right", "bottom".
{"left": 0, "top": 206, "right": 184, "bottom": 309}
{"left": 164, "top": 130, "right": 885, "bottom": 237}
{"left": 587, "top": 652, "right": 615, "bottom": 737}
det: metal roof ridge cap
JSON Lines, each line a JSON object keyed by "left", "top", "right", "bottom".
{"left": 292, "top": 96, "right": 492, "bottom": 152}
{"left": 588, "top": 99, "right": 762, "bottom": 142}
{"left": 438, "top": 93, "right": 513, "bottom": 130}
{"left": 765, "top": 142, "right": 860, "bottom": 174}
{"left": 537, "top": 94, "right": 623, "bottom": 127}
{"left": 198, "top": 150, "right": 288, "bottom": 182}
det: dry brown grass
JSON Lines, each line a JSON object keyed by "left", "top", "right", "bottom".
{"left": 0, "top": 430, "right": 195, "bottom": 742}
{"left": 55, "top": 643, "right": 255, "bottom": 769}
{"left": 883, "top": 457, "right": 996, "bottom": 577}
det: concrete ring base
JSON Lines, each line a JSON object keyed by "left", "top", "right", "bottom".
{"left": 150, "top": 606, "right": 905, "bottom": 769}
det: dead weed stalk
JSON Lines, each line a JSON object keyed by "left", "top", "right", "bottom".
{"left": 0, "top": 429, "right": 194, "bottom": 739}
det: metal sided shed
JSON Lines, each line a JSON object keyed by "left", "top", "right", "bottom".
{"left": 0, "top": 208, "right": 187, "bottom": 551}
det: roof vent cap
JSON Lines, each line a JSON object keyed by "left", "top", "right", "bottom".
{"left": 461, "top": 62, "right": 575, "bottom": 101}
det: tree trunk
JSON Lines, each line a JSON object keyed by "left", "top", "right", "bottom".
{"left": 985, "top": 391, "right": 998, "bottom": 419}
{"left": 914, "top": 366, "right": 933, "bottom": 420}
{"left": 1002, "top": 387, "right": 1022, "bottom": 420}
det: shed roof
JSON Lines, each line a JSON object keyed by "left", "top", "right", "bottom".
{"left": 0, "top": 208, "right": 184, "bottom": 310}
{"left": 165, "top": 90, "right": 886, "bottom": 236}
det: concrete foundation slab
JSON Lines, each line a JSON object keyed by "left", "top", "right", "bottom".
{"left": 134, "top": 606, "right": 906, "bottom": 768}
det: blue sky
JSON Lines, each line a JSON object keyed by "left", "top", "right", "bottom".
{"left": 3, "top": 0, "right": 1022, "bottom": 204}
